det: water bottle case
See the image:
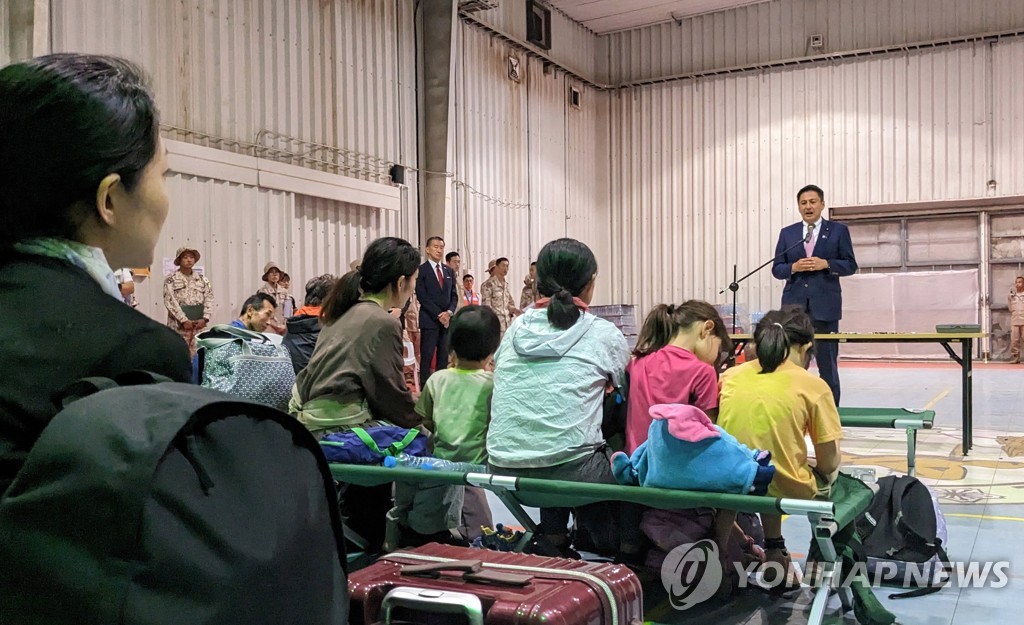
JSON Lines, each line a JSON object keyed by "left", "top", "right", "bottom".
{"left": 383, "top": 453, "right": 486, "bottom": 473}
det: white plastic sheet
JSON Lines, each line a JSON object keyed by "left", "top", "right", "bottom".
{"left": 840, "top": 270, "right": 979, "bottom": 360}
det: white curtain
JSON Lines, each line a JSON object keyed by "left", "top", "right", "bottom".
{"left": 840, "top": 270, "right": 979, "bottom": 359}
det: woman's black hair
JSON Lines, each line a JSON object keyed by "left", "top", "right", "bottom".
{"left": 754, "top": 308, "right": 815, "bottom": 373}
{"left": 0, "top": 53, "right": 160, "bottom": 252}
{"left": 320, "top": 237, "right": 420, "bottom": 324}
{"left": 303, "top": 274, "right": 336, "bottom": 307}
{"left": 450, "top": 305, "right": 501, "bottom": 362}
{"left": 535, "top": 238, "right": 597, "bottom": 330}
{"left": 634, "top": 300, "right": 732, "bottom": 359}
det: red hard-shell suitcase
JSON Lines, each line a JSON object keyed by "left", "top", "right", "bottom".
{"left": 348, "top": 543, "right": 644, "bottom": 625}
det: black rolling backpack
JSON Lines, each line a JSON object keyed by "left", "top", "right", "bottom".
{"left": 0, "top": 372, "right": 348, "bottom": 625}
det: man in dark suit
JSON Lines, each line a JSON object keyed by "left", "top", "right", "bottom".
{"left": 416, "top": 236, "right": 458, "bottom": 387}
{"left": 771, "top": 184, "right": 858, "bottom": 405}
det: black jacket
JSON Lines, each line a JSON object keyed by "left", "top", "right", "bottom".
{"left": 283, "top": 314, "right": 321, "bottom": 374}
{"left": 0, "top": 254, "right": 192, "bottom": 495}
{"left": 414, "top": 260, "right": 457, "bottom": 330}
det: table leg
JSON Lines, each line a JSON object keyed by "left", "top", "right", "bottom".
{"left": 941, "top": 340, "right": 972, "bottom": 456}
{"left": 963, "top": 339, "right": 973, "bottom": 454}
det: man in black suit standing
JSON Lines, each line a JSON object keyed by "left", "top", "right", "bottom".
{"left": 416, "top": 236, "right": 458, "bottom": 387}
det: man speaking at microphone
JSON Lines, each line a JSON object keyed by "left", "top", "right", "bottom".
{"left": 771, "top": 184, "right": 858, "bottom": 405}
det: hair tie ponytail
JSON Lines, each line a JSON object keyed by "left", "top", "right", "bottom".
{"left": 755, "top": 312, "right": 815, "bottom": 374}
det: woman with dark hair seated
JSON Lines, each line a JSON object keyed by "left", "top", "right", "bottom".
{"left": 718, "top": 308, "right": 843, "bottom": 588}
{"left": 291, "top": 237, "right": 422, "bottom": 437}
{"left": 290, "top": 236, "right": 423, "bottom": 552}
{"left": 0, "top": 54, "right": 191, "bottom": 496}
{"left": 487, "top": 238, "right": 640, "bottom": 561}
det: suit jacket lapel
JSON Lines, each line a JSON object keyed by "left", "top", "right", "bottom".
{"left": 812, "top": 220, "right": 831, "bottom": 256}
{"left": 429, "top": 261, "right": 443, "bottom": 290}
{"left": 793, "top": 222, "right": 806, "bottom": 259}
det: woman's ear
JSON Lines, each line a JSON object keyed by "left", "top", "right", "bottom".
{"left": 800, "top": 342, "right": 815, "bottom": 366}
{"left": 394, "top": 274, "right": 411, "bottom": 296}
{"left": 94, "top": 173, "right": 123, "bottom": 227}
{"left": 579, "top": 275, "right": 597, "bottom": 304}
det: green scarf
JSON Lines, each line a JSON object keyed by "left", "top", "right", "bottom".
{"left": 15, "top": 238, "right": 122, "bottom": 300}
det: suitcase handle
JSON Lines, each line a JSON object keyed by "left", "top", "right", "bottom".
{"left": 400, "top": 560, "right": 483, "bottom": 576}
{"left": 381, "top": 587, "right": 484, "bottom": 625}
{"left": 400, "top": 560, "right": 533, "bottom": 587}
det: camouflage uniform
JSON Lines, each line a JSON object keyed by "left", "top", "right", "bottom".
{"left": 455, "top": 279, "right": 467, "bottom": 309}
{"left": 258, "top": 282, "right": 290, "bottom": 334}
{"left": 259, "top": 261, "right": 289, "bottom": 334}
{"left": 520, "top": 274, "right": 538, "bottom": 310}
{"left": 164, "top": 269, "right": 215, "bottom": 356}
{"left": 481, "top": 275, "right": 517, "bottom": 334}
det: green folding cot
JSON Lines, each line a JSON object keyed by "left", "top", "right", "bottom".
{"left": 840, "top": 407, "right": 935, "bottom": 477}
{"left": 330, "top": 463, "right": 877, "bottom": 625}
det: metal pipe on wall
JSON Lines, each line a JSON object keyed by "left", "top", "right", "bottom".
{"left": 416, "top": 0, "right": 457, "bottom": 244}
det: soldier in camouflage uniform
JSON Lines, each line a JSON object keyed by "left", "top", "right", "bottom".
{"left": 258, "top": 261, "right": 290, "bottom": 335}
{"left": 520, "top": 261, "right": 538, "bottom": 309}
{"left": 480, "top": 257, "right": 520, "bottom": 336}
{"left": 164, "top": 246, "right": 215, "bottom": 356}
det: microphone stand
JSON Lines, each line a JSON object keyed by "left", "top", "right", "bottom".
{"left": 719, "top": 233, "right": 813, "bottom": 334}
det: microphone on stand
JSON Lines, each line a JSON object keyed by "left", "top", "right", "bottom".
{"left": 719, "top": 224, "right": 818, "bottom": 337}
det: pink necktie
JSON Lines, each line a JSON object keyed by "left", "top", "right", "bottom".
{"left": 804, "top": 223, "right": 816, "bottom": 257}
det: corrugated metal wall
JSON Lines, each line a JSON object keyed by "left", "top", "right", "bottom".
{"left": 564, "top": 82, "right": 612, "bottom": 298}
{"left": 0, "top": 1, "right": 10, "bottom": 68}
{"left": 48, "top": 0, "right": 420, "bottom": 323}
{"left": 993, "top": 38, "right": 1024, "bottom": 197}
{"left": 452, "top": 24, "right": 531, "bottom": 281}
{"left": 133, "top": 174, "right": 385, "bottom": 325}
{"left": 49, "top": 0, "right": 416, "bottom": 221}
{"left": 609, "top": 40, "right": 1012, "bottom": 316}
{"left": 451, "top": 23, "right": 612, "bottom": 301}
{"left": 467, "top": 0, "right": 603, "bottom": 81}
{"left": 606, "top": 0, "right": 1024, "bottom": 84}
{"left": 1, "top": 0, "right": 34, "bottom": 67}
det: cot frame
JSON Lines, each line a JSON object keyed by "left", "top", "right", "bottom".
{"left": 331, "top": 464, "right": 868, "bottom": 625}
{"left": 839, "top": 407, "right": 935, "bottom": 477}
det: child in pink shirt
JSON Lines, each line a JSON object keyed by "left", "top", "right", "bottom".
{"left": 625, "top": 301, "right": 761, "bottom": 594}
{"left": 625, "top": 301, "right": 728, "bottom": 454}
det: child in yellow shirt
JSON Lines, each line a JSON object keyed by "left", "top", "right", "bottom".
{"left": 717, "top": 308, "right": 843, "bottom": 587}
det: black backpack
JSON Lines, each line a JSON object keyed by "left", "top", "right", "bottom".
{"left": 855, "top": 474, "right": 951, "bottom": 598}
{"left": 0, "top": 373, "right": 348, "bottom": 625}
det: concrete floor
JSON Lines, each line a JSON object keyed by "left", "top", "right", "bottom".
{"left": 485, "top": 360, "right": 1024, "bottom": 624}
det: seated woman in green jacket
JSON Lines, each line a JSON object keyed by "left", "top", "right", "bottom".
{"left": 292, "top": 236, "right": 422, "bottom": 437}
{"left": 291, "top": 236, "right": 422, "bottom": 552}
